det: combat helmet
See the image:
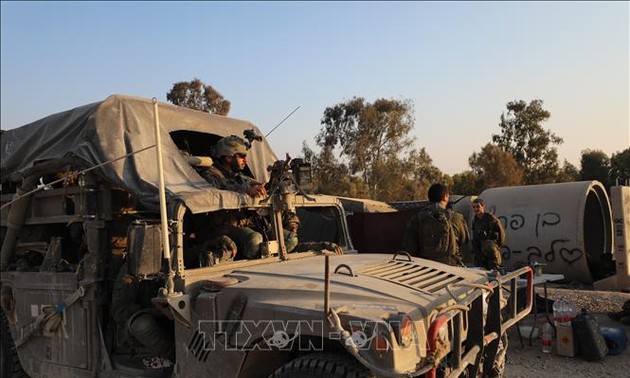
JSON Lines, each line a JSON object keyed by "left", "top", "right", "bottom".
{"left": 282, "top": 212, "right": 300, "bottom": 228}
{"left": 212, "top": 135, "right": 248, "bottom": 158}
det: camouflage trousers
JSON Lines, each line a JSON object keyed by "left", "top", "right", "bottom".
{"left": 283, "top": 229, "right": 299, "bottom": 253}
{"left": 196, "top": 224, "right": 264, "bottom": 260}
{"left": 474, "top": 240, "right": 502, "bottom": 270}
{"left": 480, "top": 332, "right": 508, "bottom": 378}
{"left": 224, "top": 225, "right": 263, "bottom": 260}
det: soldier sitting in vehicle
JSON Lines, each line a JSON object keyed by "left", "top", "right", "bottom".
{"left": 188, "top": 234, "right": 238, "bottom": 267}
{"left": 197, "top": 135, "right": 266, "bottom": 198}
{"left": 186, "top": 209, "right": 263, "bottom": 262}
{"left": 192, "top": 135, "right": 268, "bottom": 260}
{"left": 282, "top": 211, "right": 344, "bottom": 255}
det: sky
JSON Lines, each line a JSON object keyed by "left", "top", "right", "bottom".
{"left": 1, "top": 1, "right": 628, "bottom": 175}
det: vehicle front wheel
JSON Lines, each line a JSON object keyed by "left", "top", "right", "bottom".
{"left": 269, "top": 352, "right": 373, "bottom": 378}
{"left": 1, "top": 310, "right": 27, "bottom": 378}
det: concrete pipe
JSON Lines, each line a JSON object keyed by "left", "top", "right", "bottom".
{"left": 479, "top": 181, "right": 613, "bottom": 283}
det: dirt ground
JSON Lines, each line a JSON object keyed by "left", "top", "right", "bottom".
{"left": 504, "top": 286, "right": 630, "bottom": 378}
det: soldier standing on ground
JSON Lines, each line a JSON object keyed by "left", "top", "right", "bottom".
{"left": 402, "top": 183, "right": 469, "bottom": 266}
{"left": 470, "top": 198, "right": 508, "bottom": 377}
{"left": 471, "top": 198, "right": 505, "bottom": 270}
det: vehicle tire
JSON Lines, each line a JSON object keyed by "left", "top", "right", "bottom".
{"left": 269, "top": 352, "right": 374, "bottom": 378}
{"left": 1, "top": 310, "right": 27, "bottom": 378}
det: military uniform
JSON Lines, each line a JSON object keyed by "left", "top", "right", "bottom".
{"left": 472, "top": 212, "right": 505, "bottom": 270}
{"left": 189, "top": 210, "right": 263, "bottom": 261}
{"left": 194, "top": 135, "right": 266, "bottom": 259}
{"left": 191, "top": 235, "right": 238, "bottom": 267}
{"left": 197, "top": 164, "right": 261, "bottom": 194}
{"left": 282, "top": 212, "right": 300, "bottom": 252}
{"left": 450, "top": 210, "right": 470, "bottom": 263}
{"left": 197, "top": 134, "right": 264, "bottom": 196}
{"left": 402, "top": 203, "right": 470, "bottom": 266}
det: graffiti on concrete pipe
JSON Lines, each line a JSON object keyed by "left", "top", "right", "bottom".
{"left": 478, "top": 181, "right": 613, "bottom": 284}
{"left": 495, "top": 211, "right": 584, "bottom": 265}
{"left": 495, "top": 211, "right": 561, "bottom": 236}
{"left": 501, "top": 239, "right": 584, "bottom": 265}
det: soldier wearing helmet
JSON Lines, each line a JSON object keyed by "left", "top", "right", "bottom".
{"left": 198, "top": 135, "right": 267, "bottom": 198}
{"left": 280, "top": 211, "right": 344, "bottom": 255}
{"left": 282, "top": 211, "right": 301, "bottom": 252}
{"left": 192, "top": 135, "right": 267, "bottom": 260}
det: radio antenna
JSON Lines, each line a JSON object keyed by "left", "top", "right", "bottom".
{"left": 265, "top": 106, "right": 301, "bottom": 137}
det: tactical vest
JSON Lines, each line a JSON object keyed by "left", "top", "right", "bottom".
{"left": 417, "top": 207, "right": 459, "bottom": 265}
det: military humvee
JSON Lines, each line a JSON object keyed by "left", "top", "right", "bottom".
{"left": 1, "top": 95, "right": 533, "bottom": 378}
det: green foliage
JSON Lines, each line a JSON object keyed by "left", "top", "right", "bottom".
{"left": 166, "top": 78, "right": 231, "bottom": 115}
{"left": 579, "top": 149, "right": 610, "bottom": 187}
{"left": 610, "top": 148, "right": 630, "bottom": 186}
{"left": 492, "top": 99, "right": 562, "bottom": 184}
{"left": 452, "top": 171, "right": 482, "bottom": 196}
{"left": 308, "top": 97, "right": 441, "bottom": 201}
{"left": 468, "top": 143, "right": 524, "bottom": 189}
{"left": 555, "top": 160, "right": 580, "bottom": 183}
{"left": 401, "top": 147, "right": 445, "bottom": 199}
{"left": 301, "top": 143, "right": 368, "bottom": 198}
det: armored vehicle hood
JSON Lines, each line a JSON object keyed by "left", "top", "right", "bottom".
{"left": 209, "top": 253, "right": 489, "bottom": 317}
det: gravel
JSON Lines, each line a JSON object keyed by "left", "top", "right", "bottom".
{"left": 504, "top": 286, "right": 630, "bottom": 378}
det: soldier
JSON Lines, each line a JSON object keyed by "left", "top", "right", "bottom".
{"left": 402, "top": 183, "right": 469, "bottom": 266}
{"left": 194, "top": 135, "right": 268, "bottom": 259}
{"left": 471, "top": 198, "right": 505, "bottom": 270}
{"left": 197, "top": 135, "right": 266, "bottom": 198}
{"left": 190, "top": 234, "right": 238, "bottom": 267}
{"left": 281, "top": 211, "right": 344, "bottom": 255}
{"left": 282, "top": 211, "right": 301, "bottom": 253}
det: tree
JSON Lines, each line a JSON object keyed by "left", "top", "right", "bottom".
{"left": 302, "top": 143, "right": 368, "bottom": 198}
{"left": 373, "top": 147, "right": 444, "bottom": 201}
{"left": 314, "top": 97, "right": 441, "bottom": 201}
{"left": 404, "top": 147, "right": 443, "bottom": 185}
{"left": 579, "top": 149, "right": 610, "bottom": 188}
{"left": 452, "top": 171, "right": 482, "bottom": 196}
{"left": 468, "top": 143, "right": 524, "bottom": 189}
{"left": 492, "top": 99, "right": 563, "bottom": 184}
{"left": 166, "top": 78, "right": 231, "bottom": 115}
{"left": 610, "top": 148, "right": 630, "bottom": 186}
{"left": 555, "top": 160, "right": 580, "bottom": 183}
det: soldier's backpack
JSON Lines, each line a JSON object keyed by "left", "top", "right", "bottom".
{"left": 572, "top": 311, "right": 609, "bottom": 361}
{"left": 418, "top": 207, "right": 458, "bottom": 265}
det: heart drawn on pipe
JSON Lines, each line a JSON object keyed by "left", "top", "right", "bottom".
{"left": 559, "top": 247, "right": 583, "bottom": 264}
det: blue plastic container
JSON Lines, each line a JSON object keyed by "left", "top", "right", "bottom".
{"left": 599, "top": 326, "right": 628, "bottom": 355}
